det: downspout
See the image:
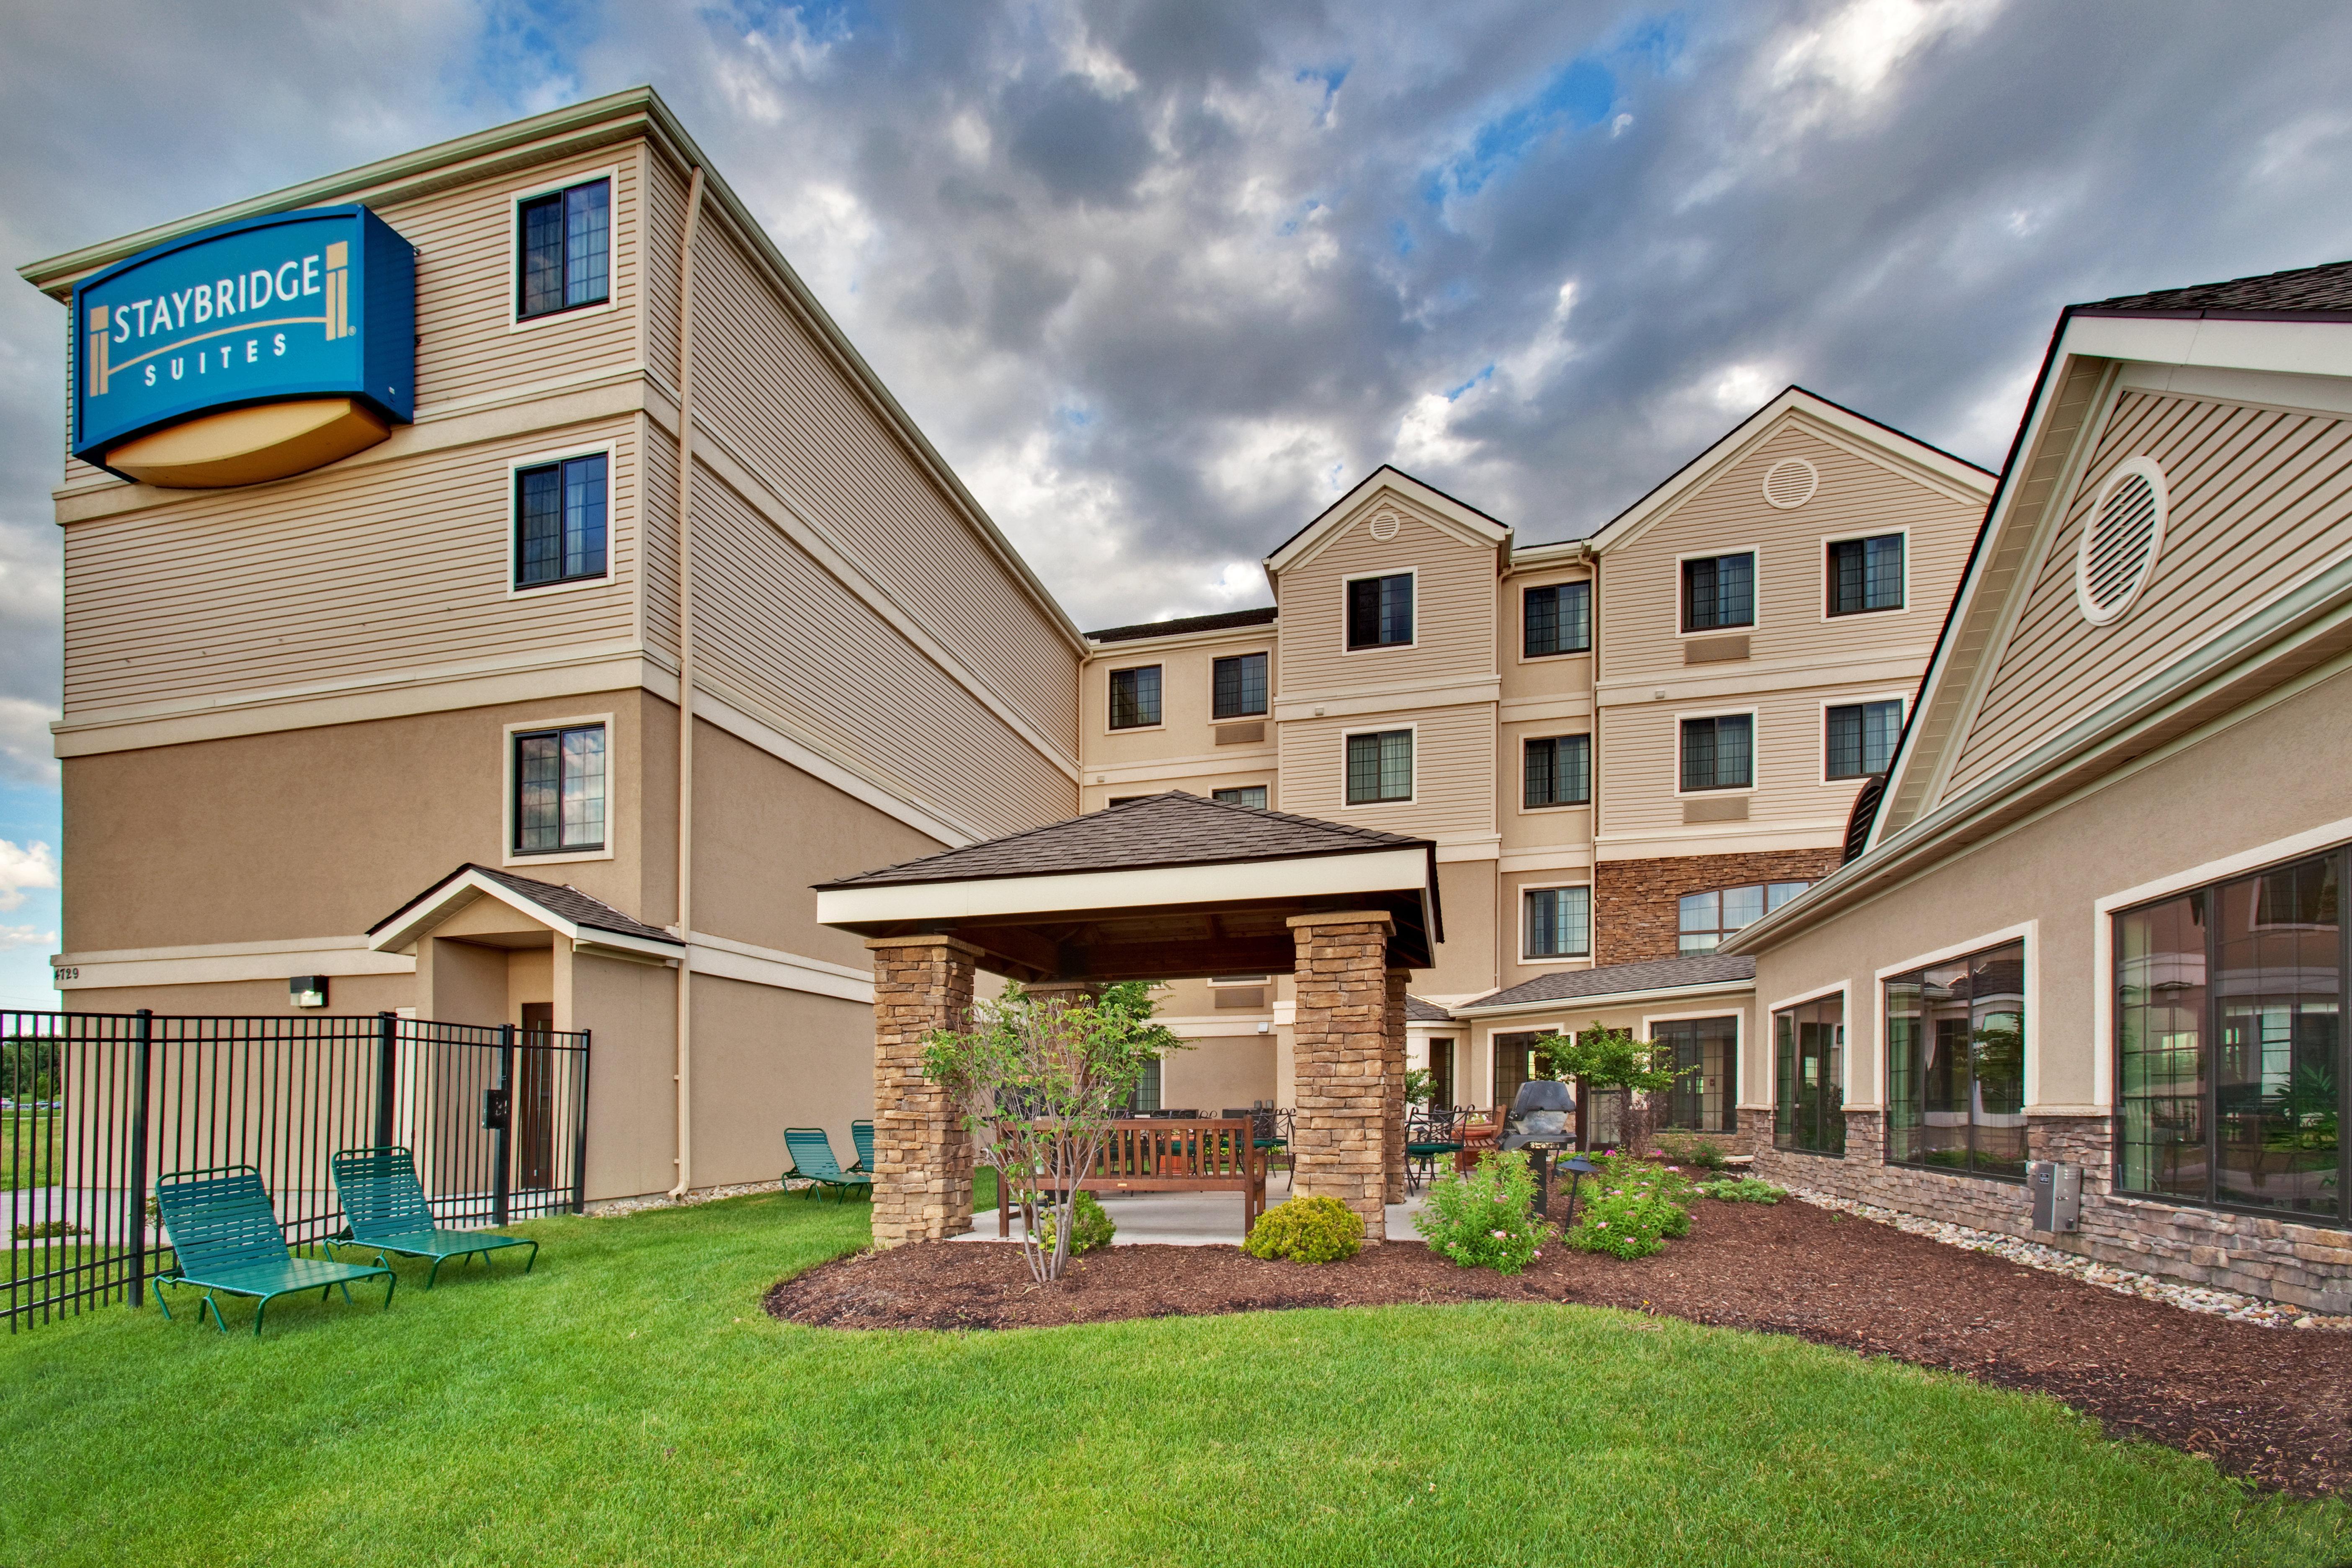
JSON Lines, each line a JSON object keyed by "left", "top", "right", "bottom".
{"left": 670, "top": 165, "right": 706, "bottom": 1198}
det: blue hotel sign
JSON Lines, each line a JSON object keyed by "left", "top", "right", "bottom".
{"left": 71, "top": 205, "right": 415, "bottom": 475}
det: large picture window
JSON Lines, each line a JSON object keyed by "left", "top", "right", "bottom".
{"left": 1655, "top": 1016, "right": 1738, "bottom": 1133}
{"left": 1680, "top": 714, "right": 1753, "bottom": 792}
{"left": 1212, "top": 652, "right": 1268, "bottom": 718}
{"left": 1679, "top": 882, "right": 1808, "bottom": 954}
{"left": 1885, "top": 940, "right": 2028, "bottom": 1181}
{"left": 1345, "top": 729, "right": 1413, "bottom": 804}
{"left": 1524, "top": 886, "right": 1591, "bottom": 959}
{"left": 518, "top": 177, "right": 611, "bottom": 320}
{"left": 513, "top": 724, "right": 606, "bottom": 854}
{"left": 514, "top": 453, "right": 609, "bottom": 589}
{"left": 1825, "top": 700, "right": 1902, "bottom": 780}
{"left": 1827, "top": 533, "right": 1904, "bottom": 615}
{"left": 1346, "top": 573, "right": 1414, "bottom": 649}
{"left": 1524, "top": 581, "right": 1591, "bottom": 657}
{"left": 1523, "top": 734, "right": 1591, "bottom": 808}
{"left": 1774, "top": 995, "right": 1844, "bottom": 1154}
{"left": 2117, "top": 850, "right": 2342, "bottom": 1222}
{"left": 1682, "top": 552, "right": 1755, "bottom": 632}
{"left": 1108, "top": 666, "right": 1161, "bottom": 729}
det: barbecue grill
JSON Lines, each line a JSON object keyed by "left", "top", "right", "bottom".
{"left": 1499, "top": 1078, "right": 1594, "bottom": 1220}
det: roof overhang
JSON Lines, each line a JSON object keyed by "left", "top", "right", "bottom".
{"left": 1451, "top": 977, "right": 1759, "bottom": 1019}
{"left": 367, "top": 867, "right": 682, "bottom": 963}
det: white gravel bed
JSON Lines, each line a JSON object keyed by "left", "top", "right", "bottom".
{"left": 586, "top": 1179, "right": 786, "bottom": 1217}
{"left": 1783, "top": 1184, "right": 2352, "bottom": 1331}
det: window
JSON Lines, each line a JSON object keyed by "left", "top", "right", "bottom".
{"left": 513, "top": 725, "right": 606, "bottom": 854}
{"left": 514, "top": 453, "right": 609, "bottom": 589}
{"left": 1524, "top": 734, "right": 1591, "bottom": 808}
{"left": 1679, "top": 714, "right": 1753, "bottom": 792}
{"left": 1211, "top": 786, "right": 1268, "bottom": 810}
{"left": 1827, "top": 534, "right": 1904, "bottom": 616}
{"left": 1346, "top": 573, "right": 1414, "bottom": 649}
{"left": 1426, "top": 1038, "right": 1457, "bottom": 1106}
{"left": 1127, "top": 1055, "right": 1162, "bottom": 1114}
{"left": 1682, "top": 553, "right": 1755, "bottom": 632}
{"left": 2117, "top": 850, "right": 2342, "bottom": 1221}
{"left": 1884, "top": 941, "right": 2028, "bottom": 1181}
{"left": 1345, "top": 730, "right": 1413, "bottom": 804}
{"left": 1106, "top": 796, "right": 1148, "bottom": 807}
{"left": 1523, "top": 581, "right": 1592, "bottom": 658}
{"left": 1825, "top": 700, "right": 1902, "bottom": 780}
{"left": 1108, "top": 666, "right": 1161, "bottom": 729}
{"left": 1679, "top": 882, "right": 1808, "bottom": 954}
{"left": 1212, "top": 652, "right": 1269, "bottom": 718}
{"left": 518, "top": 178, "right": 611, "bottom": 320}
{"left": 1774, "top": 994, "right": 1844, "bottom": 1154}
{"left": 1654, "top": 1016, "right": 1738, "bottom": 1133}
{"left": 1492, "top": 1030, "right": 1557, "bottom": 1114}
{"left": 1524, "top": 886, "right": 1591, "bottom": 959}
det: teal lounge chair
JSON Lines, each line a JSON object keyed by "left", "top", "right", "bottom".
{"left": 784, "top": 1127, "right": 872, "bottom": 1202}
{"left": 328, "top": 1146, "right": 539, "bottom": 1289}
{"left": 849, "top": 1119, "right": 876, "bottom": 1174}
{"left": 153, "top": 1165, "right": 395, "bottom": 1337}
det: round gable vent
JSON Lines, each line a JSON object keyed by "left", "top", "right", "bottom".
{"left": 2075, "top": 457, "right": 2169, "bottom": 626}
{"left": 1761, "top": 457, "right": 1818, "bottom": 510}
{"left": 1367, "top": 511, "right": 1401, "bottom": 542}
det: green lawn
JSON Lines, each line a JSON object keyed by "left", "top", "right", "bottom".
{"left": 1, "top": 1192, "right": 2343, "bottom": 1568}
{"left": 3, "top": 1112, "right": 57, "bottom": 1191}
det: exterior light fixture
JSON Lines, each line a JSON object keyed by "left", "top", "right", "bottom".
{"left": 290, "top": 975, "right": 329, "bottom": 1008}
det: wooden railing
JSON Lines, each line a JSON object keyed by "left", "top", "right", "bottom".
{"left": 995, "top": 1117, "right": 1266, "bottom": 1240}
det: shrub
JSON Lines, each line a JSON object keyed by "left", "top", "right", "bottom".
{"left": 12, "top": 1220, "right": 84, "bottom": 1241}
{"left": 1244, "top": 1195, "right": 1364, "bottom": 1264}
{"left": 1565, "top": 1187, "right": 1681, "bottom": 1259}
{"left": 1656, "top": 1135, "right": 1728, "bottom": 1171}
{"left": 1035, "top": 1190, "right": 1116, "bottom": 1256}
{"left": 1699, "top": 1177, "right": 1785, "bottom": 1204}
{"left": 1414, "top": 1151, "right": 1556, "bottom": 1275}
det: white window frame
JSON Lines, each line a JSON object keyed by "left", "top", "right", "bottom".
{"left": 1210, "top": 647, "right": 1274, "bottom": 720}
{"left": 1517, "top": 731, "right": 1594, "bottom": 815}
{"left": 1818, "top": 525, "right": 1912, "bottom": 623}
{"left": 1516, "top": 573, "right": 1594, "bottom": 663}
{"left": 1673, "top": 706, "right": 1760, "bottom": 797}
{"left": 1341, "top": 721, "right": 1418, "bottom": 807}
{"left": 1767, "top": 979, "right": 1854, "bottom": 1111}
{"left": 1105, "top": 663, "right": 1166, "bottom": 734}
{"left": 1674, "top": 546, "right": 1761, "bottom": 639}
{"left": 1516, "top": 879, "right": 1594, "bottom": 963}
{"left": 1874, "top": 919, "right": 2038, "bottom": 1118}
{"left": 502, "top": 712, "right": 616, "bottom": 867}
{"left": 506, "top": 439, "right": 619, "bottom": 599}
{"left": 1209, "top": 782, "right": 1272, "bottom": 810}
{"left": 1340, "top": 567, "right": 1420, "bottom": 656}
{"left": 505, "top": 165, "right": 623, "bottom": 334}
{"left": 1816, "top": 692, "right": 1908, "bottom": 786}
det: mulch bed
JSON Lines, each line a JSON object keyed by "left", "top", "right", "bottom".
{"left": 765, "top": 1197, "right": 2352, "bottom": 1498}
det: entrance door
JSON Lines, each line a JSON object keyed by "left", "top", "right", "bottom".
{"left": 517, "top": 1003, "right": 557, "bottom": 1189}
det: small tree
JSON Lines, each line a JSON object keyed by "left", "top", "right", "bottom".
{"left": 1532, "top": 1021, "right": 1690, "bottom": 1155}
{"left": 923, "top": 982, "right": 1182, "bottom": 1282}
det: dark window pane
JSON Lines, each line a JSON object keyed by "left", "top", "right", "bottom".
{"left": 565, "top": 180, "right": 610, "bottom": 307}
{"left": 1826, "top": 701, "right": 1900, "bottom": 779}
{"left": 516, "top": 732, "right": 560, "bottom": 851}
{"left": 563, "top": 454, "right": 608, "bottom": 580}
{"left": 1524, "top": 736, "right": 1555, "bottom": 808}
{"left": 1346, "top": 730, "right": 1411, "bottom": 804}
{"left": 1829, "top": 534, "right": 1906, "bottom": 615}
{"left": 516, "top": 464, "right": 564, "bottom": 587}
{"left": 2213, "top": 856, "right": 2339, "bottom": 1217}
{"left": 1683, "top": 553, "right": 1755, "bottom": 632}
{"left": 1109, "top": 666, "right": 1161, "bottom": 729}
{"left": 1884, "top": 940, "right": 2029, "bottom": 1179}
{"left": 1681, "top": 714, "right": 1751, "bottom": 790}
{"left": 1523, "top": 734, "right": 1592, "bottom": 808}
{"left": 1524, "top": 887, "right": 1589, "bottom": 958}
{"left": 1775, "top": 997, "right": 1844, "bottom": 1154}
{"left": 1211, "top": 786, "right": 1267, "bottom": 810}
{"left": 513, "top": 724, "right": 605, "bottom": 854}
{"left": 1656, "top": 1016, "right": 1738, "bottom": 1132}
{"left": 1348, "top": 574, "right": 1413, "bottom": 649}
{"left": 520, "top": 193, "right": 565, "bottom": 318}
{"left": 1524, "top": 585, "right": 1559, "bottom": 657}
{"left": 2117, "top": 892, "right": 2210, "bottom": 1204}
{"left": 1213, "top": 652, "right": 1267, "bottom": 718}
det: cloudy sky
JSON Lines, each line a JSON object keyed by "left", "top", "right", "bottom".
{"left": 2, "top": 0, "right": 2350, "bottom": 1003}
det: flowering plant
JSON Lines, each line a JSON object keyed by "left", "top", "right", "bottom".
{"left": 1414, "top": 1151, "right": 1555, "bottom": 1274}
{"left": 1564, "top": 1152, "right": 1694, "bottom": 1258}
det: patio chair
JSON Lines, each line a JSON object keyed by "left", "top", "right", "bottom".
{"left": 1455, "top": 1106, "right": 1506, "bottom": 1173}
{"left": 152, "top": 1164, "right": 395, "bottom": 1337}
{"left": 328, "top": 1146, "right": 539, "bottom": 1289}
{"left": 1405, "top": 1108, "right": 1466, "bottom": 1195}
{"left": 848, "top": 1119, "right": 876, "bottom": 1174}
{"left": 784, "top": 1127, "right": 872, "bottom": 1202}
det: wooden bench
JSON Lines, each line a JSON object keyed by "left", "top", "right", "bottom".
{"left": 997, "top": 1117, "right": 1267, "bottom": 1241}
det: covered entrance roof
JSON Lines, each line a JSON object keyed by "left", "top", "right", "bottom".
{"left": 814, "top": 792, "right": 1441, "bottom": 981}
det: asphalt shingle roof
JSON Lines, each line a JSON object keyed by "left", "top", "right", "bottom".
{"left": 371, "top": 863, "right": 680, "bottom": 945}
{"left": 1460, "top": 953, "right": 1756, "bottom": 1011}
{"left": 1404, "top": 995, "right": 1453, "bottom": 1022}
{"left": 2077, "top": 257, "right": 2352, "bottom": 320}
{"left": 815, "top": 791, "right": 1429, "bottom": 889}
{"left": 1086, "top": 606, "right": 1278, "bottom": 643}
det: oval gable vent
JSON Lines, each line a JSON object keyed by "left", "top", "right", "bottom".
{"left": 2075, "top": 458, "right": 2169, "bottom": 626}
{"left": 1761, "top": 457, "right": 1818, "bottom": 510}
{"left": 1367, "top": 511, "right": 1401, "bottom": 542}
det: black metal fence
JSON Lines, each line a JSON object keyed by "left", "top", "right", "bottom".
{"left": 2, "top": 1010, "right": 588, "bottom": 1332}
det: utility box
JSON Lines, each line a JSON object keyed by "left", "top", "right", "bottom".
{"left": 2029, "top": 1161, "right": 2081, "bottom": 1233}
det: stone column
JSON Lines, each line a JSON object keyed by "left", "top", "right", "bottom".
{"left": 1384, "top": 968, "right": 1409, "bottom": 1205}
{"left": 1287, "top": 910, "right": 1395, "bottom": 1241}
{"left": 867, "top": 935, "right": 979, "bottom": 1245}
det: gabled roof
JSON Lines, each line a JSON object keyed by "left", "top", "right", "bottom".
{"left": 817, "top": 791, "right": 1426, "bottom": 888}
{"left": 1087, "top": 606, "right": 1277, "bottom": 644}
{"left": 2076, "top": 257, "right": 2352, "bottom": 322}
{"left": 1586, "top": 386, "right": 1993, "bottom": 559}
{"left": 1262, "top": 465, "right": 1511, "bottom": 575}
{"left": 1405, "top": 995, "right": 1453, "bottom": 1022}
{"left": 367, "top": 863, "right": 681, "bottom": 959}
{"left": 1454, "top": 954, "right": 1756, "bottom": 1014}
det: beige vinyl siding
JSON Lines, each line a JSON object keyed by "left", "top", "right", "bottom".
{"left": 61, "top": 417, "right": 639, "bottom": 718}
{"left": 1276, "top": 500, "right": 1498, "bottom": 697}
{"left": 1597, "top": 421, "right": 1977, "bottom": 686}
{"left": 1081, "top": 631, "right": 1277, "bottom": 770}
{"left": 690, "top": 476, "right": 1069, "bottom": 840}
{"left": 675, "top": 172, "right": 1078, "bottom": 757}
{"left": 1947, "top": 390, "right": 2352, "bottom": 797}
{"left": 1275, "top": 704, "right": 1495, "bottom": 840}
{"left": 1599, "top": 685, "right": 1874, "bottom": 843}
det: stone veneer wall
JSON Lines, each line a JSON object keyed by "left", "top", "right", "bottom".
{"left": 1746, "top": 1107, "right": 2352, "bottom": 1313}
{"left": 1594, "top": 849, "right": 1844, "bottom": 965}
{"left": 1288, "top": 911, "right": 1402, "bottom": 1240}
{"left": 867, "top": 936, "right": 978, "bottom": 1246}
